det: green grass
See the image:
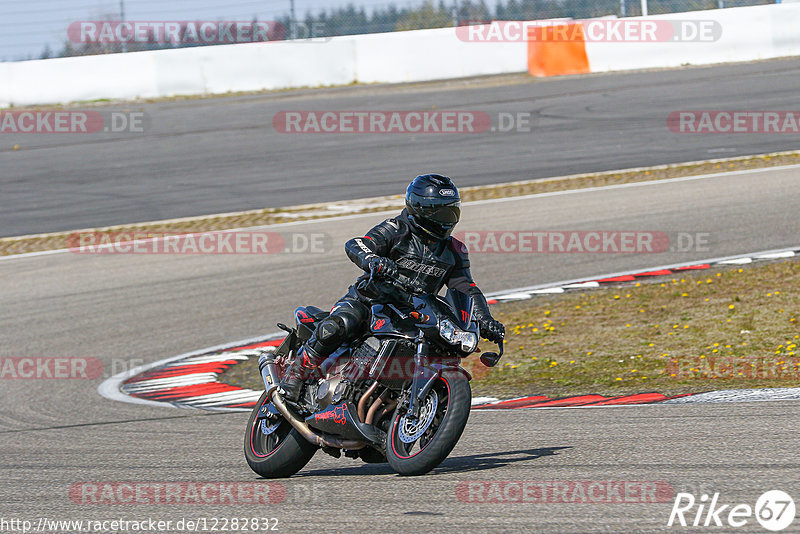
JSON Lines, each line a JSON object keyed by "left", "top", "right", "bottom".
{"left": 467, "top": 259, "right": 800, "bottom": 398}
{"left": 220, "top": 258, "right": 800, "bottom": 399}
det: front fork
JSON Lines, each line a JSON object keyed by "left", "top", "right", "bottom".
{"left": 406, "top": 329, "right": 452, "bottom": 419}
{"left": 406, "top": 330, "right": 427, "bottom": 418}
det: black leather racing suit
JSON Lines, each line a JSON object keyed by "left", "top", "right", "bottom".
{"left": 298, "top": 209, "right": 498, "bottom": 368}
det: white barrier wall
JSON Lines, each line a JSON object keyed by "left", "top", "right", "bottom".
{"left": 1, "top": 4, "right": 799, "bottom": 108}
{"left": 7, "top": 52, "right": 160, "bottom": 106}
{"left": 0, "top": 62, "right": 11, "bottom": 106}
{"left": 0, "top": 27, "right": 526, "bottom": 108}
{"left": 585, "top": 4, "right": 800, "bottom": 72}
{"left": 351, "top": 27, "right": 526, "bottom": 83}
{"left": 151, "top": 40, "right": 358, "bottom": 97}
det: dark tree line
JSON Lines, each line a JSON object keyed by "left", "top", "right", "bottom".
{"left": 49, "top": 0, "right": 773, "bottom": 59}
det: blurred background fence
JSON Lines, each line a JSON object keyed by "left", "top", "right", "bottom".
{"left": 1, "top": 0, "right": 779, "bottom": 61}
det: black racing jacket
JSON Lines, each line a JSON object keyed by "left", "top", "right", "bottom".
{"left": 344, "top": 209, "right": 494, "bottom": 321}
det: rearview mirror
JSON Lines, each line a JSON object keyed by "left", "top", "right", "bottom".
{"left": 480, "top": 352, "right": 501, "bottom": 367}
{"left": 479, "top": 340, "right": 504, "bottom": 367}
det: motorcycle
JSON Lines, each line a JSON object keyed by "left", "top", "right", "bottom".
{"left": 244, "top": 271, "right": 503, "bottom": 477}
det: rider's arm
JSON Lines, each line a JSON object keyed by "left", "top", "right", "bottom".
{"left": 344, "top": 218, "right": 403, "bottom": 272}
{"left": 446, "top": 238, "right": 505, "bottom": 342}
{"left": 445, "top": 238, "right": 493, "bottom": 316}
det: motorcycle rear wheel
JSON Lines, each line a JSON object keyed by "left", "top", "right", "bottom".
{"left": 244, "top": 390, "right": 317, "bottom": 478}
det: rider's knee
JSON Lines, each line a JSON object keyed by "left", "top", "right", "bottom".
{"left": 335, "top": 305, "right": 367, "bottom": 337}
{"left": 314, "top": 315, "right": 346, "bottom": 348}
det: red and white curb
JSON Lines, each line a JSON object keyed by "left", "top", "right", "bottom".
{"left": 98, "top": 246, "right": 800, "bottom": 411}
{"left": 483, "top": 246, "right": 800, "bottom": 305}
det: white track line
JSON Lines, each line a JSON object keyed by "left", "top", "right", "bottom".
{"left": 6, "top": 164, "right": 800, "bottom": 262}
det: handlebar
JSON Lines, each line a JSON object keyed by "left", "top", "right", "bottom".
{"left": 393, "top": 272, "right": 419, "bottom": 294}
{"left": 367, "top": 263, "right": 420, "bottom": 297}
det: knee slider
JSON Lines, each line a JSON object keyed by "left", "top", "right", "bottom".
{"left": 314, "top": 315, "right": 346, "bottom": 347}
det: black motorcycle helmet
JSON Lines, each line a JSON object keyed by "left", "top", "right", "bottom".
{"left": 405, "top": 174, "right": 461, "bottom": 239}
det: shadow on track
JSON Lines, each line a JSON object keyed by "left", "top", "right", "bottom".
{"left": 431, "top": 446, "right": 570, "bottom": 474}
{"left": 284, "top": 447, "right": 569, "bottom": 478}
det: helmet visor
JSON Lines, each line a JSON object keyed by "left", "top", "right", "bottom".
{"left": 415, "top": 200, "right": 461, "bottom": 225}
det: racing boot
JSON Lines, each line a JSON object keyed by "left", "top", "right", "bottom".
{"left": 279, "top": 345, "right": 324, "bottom": 402}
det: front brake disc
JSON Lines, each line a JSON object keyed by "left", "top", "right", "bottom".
{"left": 398, "top": 390, "right": 438, "bottom": 443}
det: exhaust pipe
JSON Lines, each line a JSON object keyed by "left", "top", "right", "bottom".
{"left": 365, "top": 388, "right": 391, "bottom": 425}
{"left": 268, "top": 386, "right": 366, "bottom": 450}
{"left": 357, "top": 381, "right": 379, "bottom": 423}
{"left": 258, "top": 353, "right": 281, "bottom": 390}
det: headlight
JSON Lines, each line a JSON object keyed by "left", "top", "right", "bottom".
{"left": 439, "top": 319, "right": 478, "bottom": 352}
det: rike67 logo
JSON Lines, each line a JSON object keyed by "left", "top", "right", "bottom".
{"left": 668, "top": 490, "right": 795, "bottom": 531}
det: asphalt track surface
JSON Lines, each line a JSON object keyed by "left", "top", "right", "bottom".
{"left": 3, "top": 57, "right": 800, "bottom": 237}
{"left": 2, "top": 164, "right": 800, "bottom": 532}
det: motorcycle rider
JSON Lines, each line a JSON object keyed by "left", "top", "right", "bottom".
{"left": 280, "top": 173, "right": 505, "bottom": 401}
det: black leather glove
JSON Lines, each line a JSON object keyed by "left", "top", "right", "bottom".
{"left": 368, "top": 256, "right": 398, "bottom": 279}
{"left": 479, "top": 317, "right": 505, "bottom": 344}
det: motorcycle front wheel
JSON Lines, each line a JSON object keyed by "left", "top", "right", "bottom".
{"left": 385, "top": 371, "right": 471, "bottom": 476}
